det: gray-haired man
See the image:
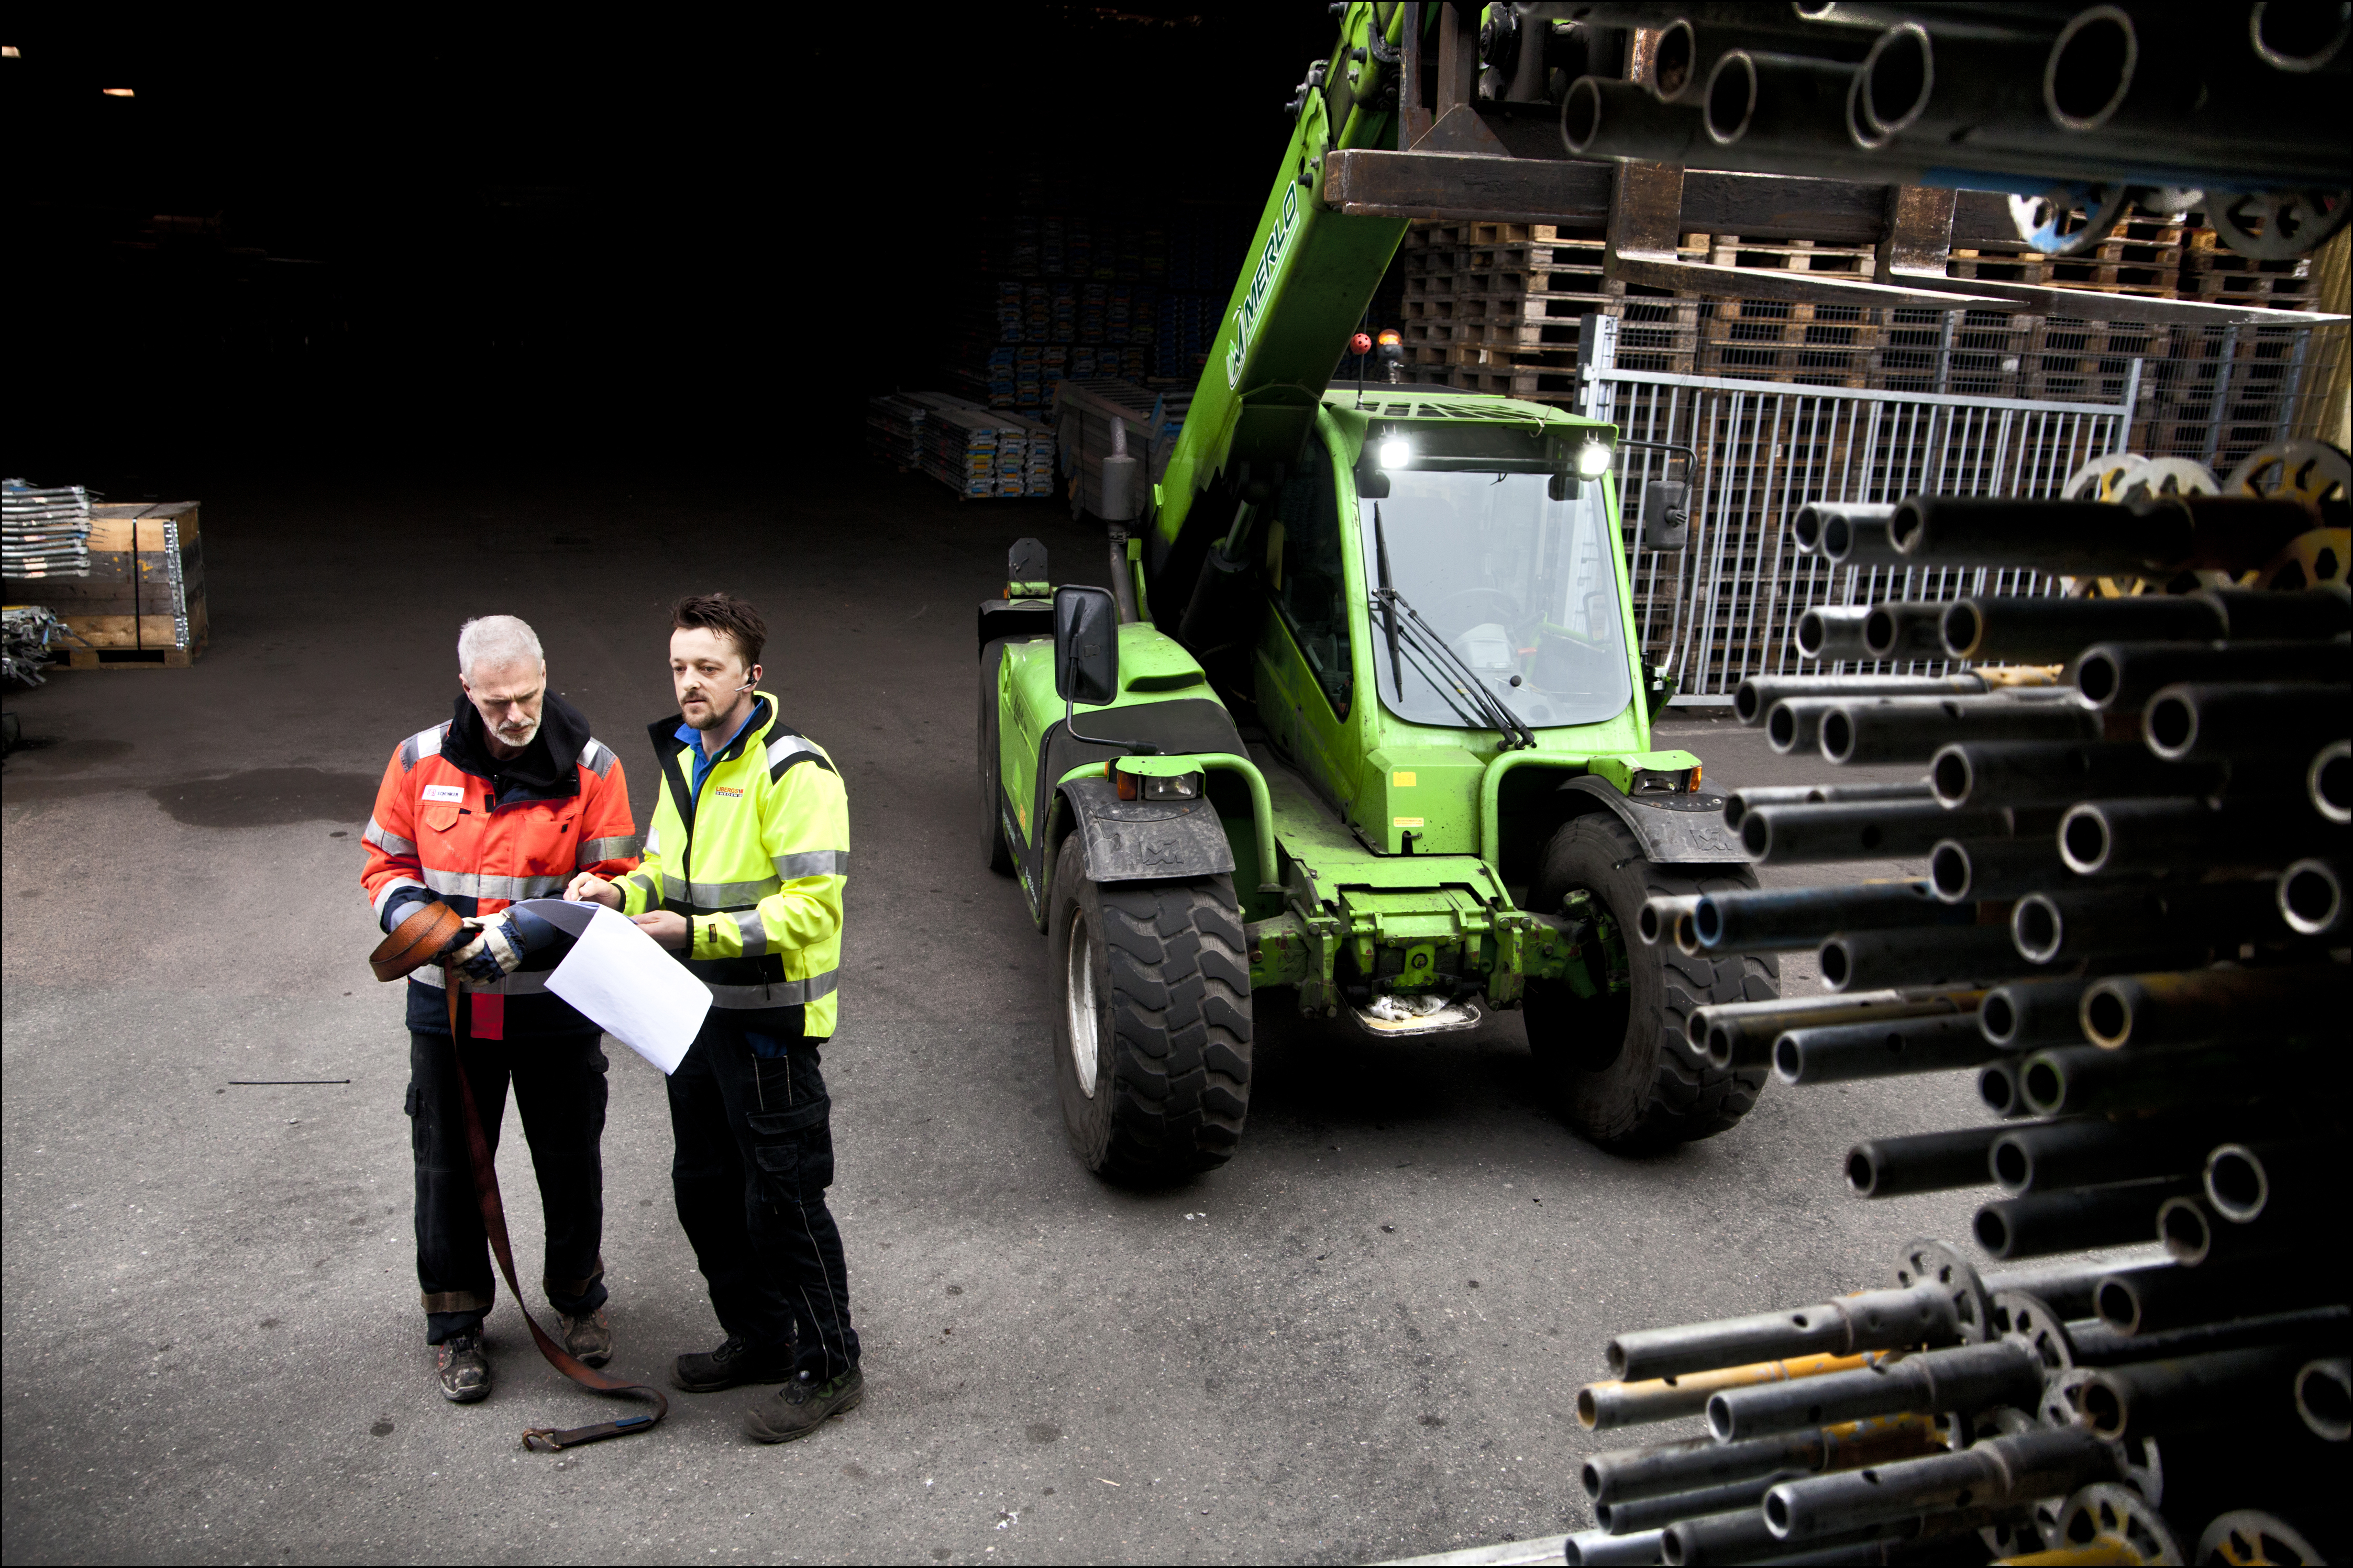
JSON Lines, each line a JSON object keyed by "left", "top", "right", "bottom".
{"left": 361, "top": 615, "right": 642, "bottom": 1401}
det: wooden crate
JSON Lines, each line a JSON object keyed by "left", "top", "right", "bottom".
{"left": 3, "top": 501, "right": 208, "bottom": 667}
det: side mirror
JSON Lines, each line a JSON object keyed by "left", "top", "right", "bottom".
{"left": 1053, "top": 585, "right": 1120, "bottom": 706}
{"left": 1640, "top": 480, "right": 1691, "bottom": 551}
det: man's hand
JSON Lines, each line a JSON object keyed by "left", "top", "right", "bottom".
{"left": 448, "top": 914, "right": 526, "bottom": 985}
{"left": 632, "top": 911, "right": 690, "bottom": 951}
{"left": 567, "top": 872, "right": 623, "bottom": 909}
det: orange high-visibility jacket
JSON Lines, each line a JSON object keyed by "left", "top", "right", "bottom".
{"left": 361, "top": 692, "right": 638, "bottom": 1037}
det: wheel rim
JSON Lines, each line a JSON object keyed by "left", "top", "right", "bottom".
{"left": 1066, "top": 912, "right": 1100, "bottom": 1098}
{"left": 1562, "top": 885, "right": 1636, "bottom": 1072}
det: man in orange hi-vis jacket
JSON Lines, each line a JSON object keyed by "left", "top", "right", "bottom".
{"left": 360, "top": 614, "right": 640, "bottom": 1405}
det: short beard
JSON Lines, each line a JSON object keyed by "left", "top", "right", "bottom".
{"left": 490, "top": 719, "right": 540, "bottom": 750}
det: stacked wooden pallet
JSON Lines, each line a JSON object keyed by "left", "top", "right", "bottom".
{"left": 1390, "top": 215, "right": 2327, "bottom": 414}
{"left": 3, "top": 502, "right": 208, "bottom": 669}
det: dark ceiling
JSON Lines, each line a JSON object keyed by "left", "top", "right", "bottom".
{"left": 8, "top": 8, "right": 1334, "bottom": 478}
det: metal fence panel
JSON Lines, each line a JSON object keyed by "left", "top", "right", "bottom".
{"left": 1606, "top": 366, "right": 2135, "bottom": 700}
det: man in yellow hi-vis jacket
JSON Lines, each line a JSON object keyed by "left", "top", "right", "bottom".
{"left": 568, "top": 592, "right": 861, "bottom": 1444}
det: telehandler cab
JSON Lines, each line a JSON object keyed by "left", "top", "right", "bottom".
{"left": 974, "top": 3, "right": 1774, "bottom": 1182}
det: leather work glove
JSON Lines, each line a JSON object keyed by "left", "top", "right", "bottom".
{"left": 447, "top": 905, "right": 560, "bottom": 986}
{"left": 448, "top": 915, "right": 524, "bottom": 986}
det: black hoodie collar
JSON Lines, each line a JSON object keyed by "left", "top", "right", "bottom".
{"left": 443, "top": 691, "right": 590, "bottom": 800}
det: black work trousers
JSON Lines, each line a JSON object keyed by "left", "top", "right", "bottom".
{"left": 666, "top": 1013, "right": 859, "bottom": 1382}
{"left": 407, "top": 1029, "right": 610, "bottom": 1345}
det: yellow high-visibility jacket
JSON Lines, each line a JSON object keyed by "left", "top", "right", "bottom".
{"left": 617, "top": 693, "right": 847, "bottom": 1037}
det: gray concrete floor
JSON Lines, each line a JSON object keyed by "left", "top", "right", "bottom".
{"left": 4, "top": 468, "right": 1987, "bottom": 1564}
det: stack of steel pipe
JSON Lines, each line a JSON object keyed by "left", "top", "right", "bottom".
{"left": 1556, "top": 3, "right": 2351, "bottom": 260}
{"left": 1585, "top": 477, "right": 2348, "bottom": 1563}
{"left": 1564, "top": 1242, "right": 2346, "bottom": 1564}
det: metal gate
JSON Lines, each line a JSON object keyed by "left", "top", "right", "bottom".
{"left": 1598, "top": 362, "right": 2139, "bottom": 700}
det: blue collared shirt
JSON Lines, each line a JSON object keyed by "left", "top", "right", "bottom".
{"left": 678, "top": 707, "right": 757, "bottom": 796}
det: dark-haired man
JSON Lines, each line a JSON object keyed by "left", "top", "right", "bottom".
{"left": 568, "top": 592, "right": 862, "bottom": 1444}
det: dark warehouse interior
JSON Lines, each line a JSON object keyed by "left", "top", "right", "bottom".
{"left": 8, "top": 8, "right": 1333, "bottom": 488}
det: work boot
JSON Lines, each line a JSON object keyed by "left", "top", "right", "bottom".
{"left": 672, "top": 1334, "right": 793, "bottom": 1393}
{"left": 558, "top": 1308, "right": 613, "bottom": 1369}
{"left": 437, "top": 1330, "right": 490, "bottom": 1404}
{"left": 744, "top": 1367, "right": 866, "bottom": 1444}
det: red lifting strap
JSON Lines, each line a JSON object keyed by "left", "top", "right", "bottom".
{"left": 370, "top": 903, "right": 668, "bottom": 1449}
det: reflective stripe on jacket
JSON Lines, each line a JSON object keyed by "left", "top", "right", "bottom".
{"left": 361, "top": 693, "right": 639, "bottom": 1034}
{"left": 618, "top": 692, "right": 847, "bottom": 1033}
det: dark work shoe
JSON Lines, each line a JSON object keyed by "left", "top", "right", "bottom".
{"left": 437, "top": 1331, "right": 490, "bottom": 1403}
{"left": 558, "top": 1308, "right": 613, "bottom": 1369}
{"left": 744, "top": 1367, "right": 865, "bottom": 1444}
{"left": 673, "top": 1335, "right": 793, "bottom": 1393}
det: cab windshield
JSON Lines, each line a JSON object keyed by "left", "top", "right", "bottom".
{"left": 1358, "top": 469, "right": 1633, "bottom": 730}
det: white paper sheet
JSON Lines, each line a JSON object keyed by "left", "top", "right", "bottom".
{"left": 514, "top": 899, "right": 709, "bottom": 1074}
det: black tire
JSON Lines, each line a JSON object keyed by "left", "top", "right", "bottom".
{"left": 1523, "top": 813, "right": 1777, "bottom": 1153}
{"left": 979, "top": 638, "right": 1015, "bottom": 875}
{"left": 1046, "top": 833, "right": 1253, "bottom": 1182}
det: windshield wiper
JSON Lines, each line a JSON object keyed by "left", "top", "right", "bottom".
{"left": 1369, "top": 584, "right": 1538, "bottom": 750}
{"left": 1372, "top": 504, "right": 1404, "bottom": 701}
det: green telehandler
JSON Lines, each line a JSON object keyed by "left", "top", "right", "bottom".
{"left": 975, "top": 3, "right": 1776, "bottom": 1181}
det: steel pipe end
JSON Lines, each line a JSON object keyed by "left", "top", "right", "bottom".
{"left": 1859, "top": 21, "right": 1933, "bottom": 141}
{"left": 1821, "top": 514, "right": 1859, "bottom": 563}
{"left": 1861, "top": 607, "right": 1902, "bottom": 661}
{"left": 2203, "top": 1143, "right": 2269, "bottom": 1221}
{"left": 2311, "top": 738, "right": 2350, "bottom": 823}
{"left": 2018, "top": 1051, "right": 2068, "bottom": 1117}
{"left": 1766, "top": 703, "right": 1802, "bottom": 754}
{"left": 2079, "top": 1372, "right": 2128, "bottom": 1438}
{"left": 2046, "top": 4, "right": 2137, "bottom": 131}
{"left": 2142, "top": 685, "right": 2197, "bottom": 760}
{"left": 1819, "top": 937, "right": 1855, "bottom": 991}
{"left": 1703, "top": 50, "right": 1759, "bottom": 144}
{"left": 2079, "top": 978, "right": 2133, "bottom": 1048}
{"left": 1652, "top": 19, "right": 1699, "bottom": 101}
{"left": 1575, "top": 1385, "right": 1601, "bottom": 1429}
{"left": 1692, "top": 897, "right": 1727, "bottom": 948}
{"left": 1973, "top": 1203, "right": 2014, "bottom": 1257}
{"left": 1792, "top": 504, "right": 1827, "bottom": 554}
{"left": 1762, "top": 1484, "right": 1800, "bottom": 1542}
{"left": 1742, "top": 813, "right": 1774, "bottom": 860}
{"left": 1989, "top": 1133, "right": 2033, "bottom": 1195}
{"left": 1819, "top": 707, "right": 1859, "bottom": 765}
{"left": 2074, "top": 645, "right": 2124, "bottom": 708}
{"left": 2011, "top": 894, "right": 2064, "bottom": 965}
{"left": 1979, "top": 1060, "right": 2021, "bottom": 1115}
{"left": 1603, "top": 1339, "right": 1630, "bottom": 1380}
{"left": 2280, "top": 858, "right": 2343, "bottom": 935}
{"left": 2094, "top": 1274, "right": 2143, "bottom": 1333}
{"left": 1704, "top": 1392, "right": 1738, "bottom": 1442}
{"left": 1979, "top": 988, "right": 2020, "bottom": 1046}
{"left": 2059, "top": 804, "right": 2111, "bottom": 874}
{"left": 2296, "top": 1358, "right": 2351, "bottom": 1442}
{"left": 2253, "top": 0, "right": 2353, "bottom": 72}
{"left": 1561, "top": 75, "right": 1606, "bottom": 154}
{"left": 1940, "top": 601, "right": 1984, "bottom": 660}
{"left": 1672, "top": 913, "right": 1703, "bottom": 955}
{"left": 1772, "top": 1035, "right": 1804, "bottom": 1084}
{"left": 1890, "top": 496, "right": 1929, "bottom": 554}
{"left": 1845, "top": 1144, "right": 1880, "bottom": 1196}
{"left": 1929, "top": 841, "right": 1974, "bottom": 903}
{"left": 1930, "top": 747, "right": 1975, "bottom": 808}
{"left": 2157, "top": 1195, "right": 2211, "bottom": 1264}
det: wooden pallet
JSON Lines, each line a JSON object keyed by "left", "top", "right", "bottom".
{"left": 45, "top": 636, "right": 206, "bottom": 670}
